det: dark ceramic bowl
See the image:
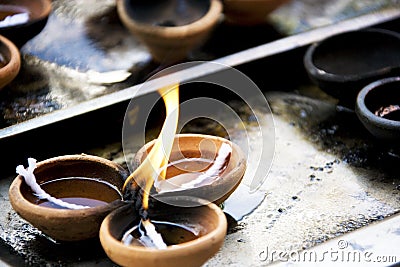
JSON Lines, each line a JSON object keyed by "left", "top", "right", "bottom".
{"left": 0, "top": 0, "right": 52, "bottom": 47}
{"left": 356, "top": 77, "right": 400, "bottom": 142}
{"left": 304, "top": 28, "right": 400, "bottom": 108}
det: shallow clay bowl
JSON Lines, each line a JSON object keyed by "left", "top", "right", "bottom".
{"left": 100, "top": 198, "right": 227, "bottom": 267}
{"left": 117, "top": 0, "right": 222, "bottom": 63}
{"left": 0, "top": 0, "right": 52, "bottom": 47}
{"left": 304, "top": 28, "right": 400, "bottom": 108}
{"left": 223, "top": 0, "right": 290, "bottom": 25}
{"left": 133, "top": 133, "right": 246, "bottom": 206}
{"left": 9, "top": 154, "right": 128, "bottom": 242}
{"left": 356, "top": 77, "right": 400, "bottom": 142}
{"left": 0, "top": 34, "right": 20, "bottom": 90}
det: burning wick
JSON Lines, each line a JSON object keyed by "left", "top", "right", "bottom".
{"left": 121, "top": 82, "right": 233, "bottom": 249}
{"left": 121, "top": 142, "right": 231, "bottom": 248}
{"left": 375, "top": 105, "right": 400, "bottom": 118}
{"left": 16, "top": 158, "right": 89, "bottom": 210}
{"left": 122, "top": 84, "right": 180, "bottom": 249}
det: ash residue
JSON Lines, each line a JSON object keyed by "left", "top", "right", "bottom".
{"left": 226, "top": 214, "right": 247, "bottom": 235}
{"left": 1, "top": 93, "right": 61, "bottom": 126}
{"left": 264, "top": 204, "right": 296, "bottom": 230}
{"left": 1, "top": 225, "right": 109, "bottom": 266}
{"left": 310, "top": 159, "right": 340, "bottom": 173}
{"left": 267, "top": 91, "right": 400, "bottom": 173}
{"left": 1, "top": 212, "right": 110, "bottom": 266}
{"left": 1, "top": 215, "right": 52, "bottom": 266}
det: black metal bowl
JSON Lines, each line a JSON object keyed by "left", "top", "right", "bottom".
{"left": 304, "top": 28, "right": 400, "bottom": 108}
{"left": 356, "top": 77, "right": 400, "bottom": 142}
{"left": 0, "top": 0, "right": 52, "bottom": 48}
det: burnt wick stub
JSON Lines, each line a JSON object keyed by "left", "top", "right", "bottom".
{"left": 375, "top": 105, "right": 400, "bottom": 121}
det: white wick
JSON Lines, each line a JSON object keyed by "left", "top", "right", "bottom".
{"left": 121, "top": 220, "right": 167, "bottom": 249}
{"left": 182, "top": 143, "right": 232, "bottom": 188}
{"left": 139, "top": 220, "right": 167, "bottom": 249}
{"left": 0, "top": 13, "right": 29, "bottom": 27}
{"left": 156, "top": 143, "right": 232, "bottom": 193}
{"left": 16, "top": 158, "right": 89, "bottom": 210}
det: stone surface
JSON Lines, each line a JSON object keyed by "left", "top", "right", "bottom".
{"left": 1, "top": 90, "right": 400, "bottom": 265}
{"left": 206, "top": 91, "right": 400, "bottom": 266}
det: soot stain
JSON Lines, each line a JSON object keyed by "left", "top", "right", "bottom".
{"left": 1, "top": 215, "right": 111, "bottom": 266}
{"left": 268, "top": 92, "right": 400, "bottom": 175}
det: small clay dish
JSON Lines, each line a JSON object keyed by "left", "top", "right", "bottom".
{"left": 356, "top": 77, "right": 400, "bottom": 142}
{"left": 9, "top": 154, "right": 128, "bottom": 242}
{"left": 100, "top": 198, "right": 227, "bottom": 267}
{"left": 304, "top": 28, "right": 400, "bottom": 108}
{"left": 0, "top": 0, "right": 52, "bottom": 47}
{"left": 222, "top": 0, "right": 290, "bottom": 25}
{"left": 116, "top": 0, "right": 222, "bottom": 63}
{"left": 133, "top": 133, "right": 246, "bottom": 206}
{"left": 0, "top": 34, "right": 20, "bottom": 90}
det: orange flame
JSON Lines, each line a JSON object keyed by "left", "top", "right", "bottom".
{"left": 123, "top": 84, "right": 180, "bottom": 210}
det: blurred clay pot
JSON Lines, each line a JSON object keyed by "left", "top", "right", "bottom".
{"left": 9, "top": 154, "right": 128, "bottom": 242}
{"left": 0, "top": 34, "right": 20, "bottom": 90}
{"left": 116, "top": 0, "right": 222, "bottom": 63}
{"left": 222, "top": 0, "right": 290, "bottom": 25}
{"left": 0, "top": 0, "right": 52, "bottom": 47}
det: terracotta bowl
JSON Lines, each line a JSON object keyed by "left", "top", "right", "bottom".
{"left": 133, "top": 133, "right": 246, "bottom": 206}
{"left": 116, "top": 0, "right": 222, "bottom": 63}
{"left": 0, "top": 34, "right": 20, "bottom": 90}
{"left": 100, "top": 198, "right": 227, "bottom": 267}
{"left": 0, "top": 0, "right": 52, "bottom": 47}
{"left": 9, "top": 154, "right": 128, "bottom": 242}
{"left": 356, "top": 77, "right": 400, "bottom": 142}
{"left": 222, "top": 0, "right": 290, "bottom": 25}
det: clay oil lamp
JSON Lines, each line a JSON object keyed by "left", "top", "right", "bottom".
{"left": 356, "top": 77, "right": 400, "bottom": 142}
{"left": 100, "top": 198, "right": 227, "bottom": 267}
{"left": 0, "top": 0, "right": 52, "bottom": 47}
{"left": 0, "top": 34, "right": 20, "bottom": 90}
{"left": 222, "top": 0, "right": 290, "bottom": 25}
{"left": 9, "top": 154, "right": 128, "bottom": 242}
{"left": 304, "top": 28, "right": 400, "bottom": 108}
{"left": 116, "top": 0, "right": 222, "bottom": 63}
{"left": 134, "top": 133, "right": 246, "bottom": 206}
